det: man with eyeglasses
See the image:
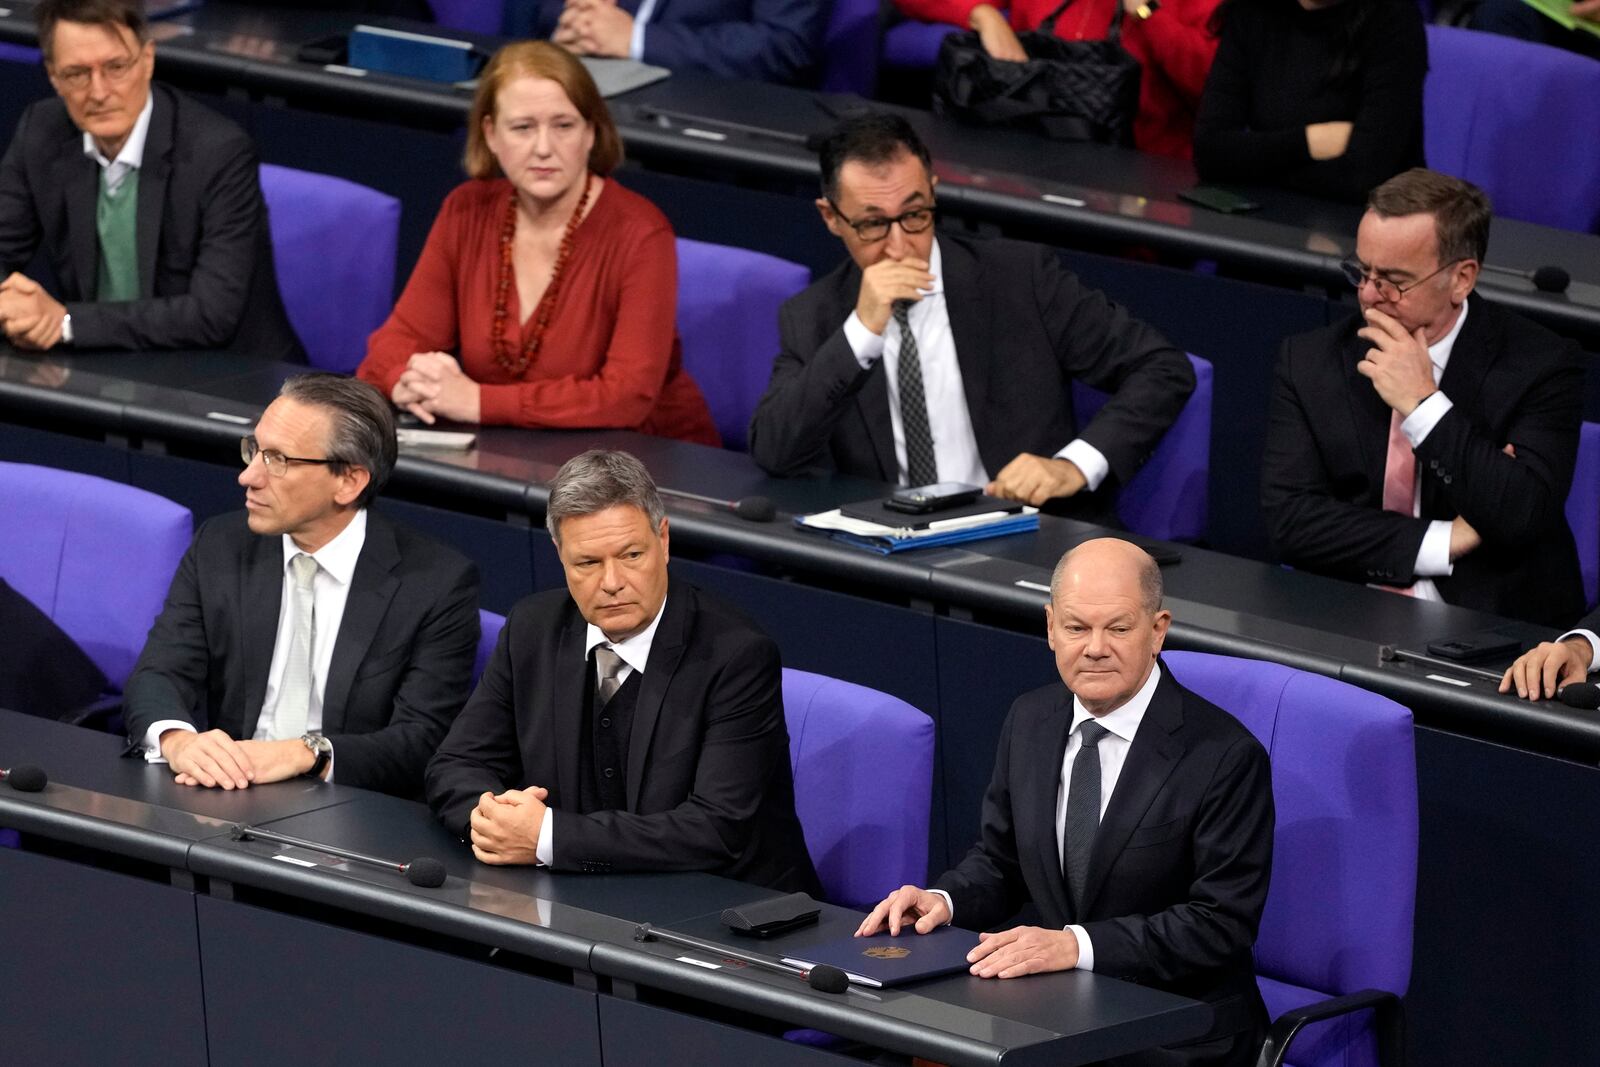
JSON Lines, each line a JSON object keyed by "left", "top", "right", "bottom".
{"left": 123, "top": 374, "right": 480, "bottom": 797}
{"left": 1262, "top": 168, "right": 1584, "bottom": 625}
{"left": 0, "top": 0, "right": 301, "bottom": 360}
{"left": 749, "top": 113, "right": 1194, "bottom": 521}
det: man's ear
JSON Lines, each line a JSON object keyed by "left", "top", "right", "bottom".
{"left": 816, "top": 197, "right": 842, "bottom": 239}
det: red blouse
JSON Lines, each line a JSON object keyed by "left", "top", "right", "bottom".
{"left": 359, "top": 178, "right": 720, "bottom": 446}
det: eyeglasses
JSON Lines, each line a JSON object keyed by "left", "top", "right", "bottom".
{"left": 241, "top": 436, "right": 338, "bottom": 477}
{"left": 50, "top": 52, "right": 143, "bottom": 93}
{"left": 827, "top": 199, "right": 936, "bottom": 242}
{"left": 1340, "top": 257, "right": 1463, "bottom": 303}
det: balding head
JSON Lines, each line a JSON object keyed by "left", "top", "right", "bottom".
{"left": 1050, "top": 538, "right": 1163, "bottom": 615}
{"left": 1045, "top": 538, "right": 1170, "bottom": 716}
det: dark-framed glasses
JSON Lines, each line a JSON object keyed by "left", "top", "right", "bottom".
{"left": 51, "top": 53, "right": 142, "bottom": 93}
{"left": 827, "top": 199, "right": 937, "bottom": 242}
{"left": 1340, "top": 257, "right": 1463, "bottom": 303}
{"left": 240, "top": 436, "right": 337, "bottom": 477}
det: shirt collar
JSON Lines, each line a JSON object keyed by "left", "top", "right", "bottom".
{"left": 923, "top": 238, "right": 945, "bottom": 298}
{"left": 584, "top": 593, "right": 668, "bottom": 676}
{"left": 1427, "top": 296, "right": 1470, "bottom": 376}
{"left": 1070, "top": 657, "right": 1162, "bottom": 744}
{"left": 281, "top": 508, "right": 368, "bottom": 587}
{"left": 83, "top": 90, "right": 154, "bottom": 171}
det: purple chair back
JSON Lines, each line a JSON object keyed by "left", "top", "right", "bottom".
{"left": 821, "top": 0, "right": 882, "bottom": 94}
{"left": 881, "top": 20, "right": 958, "bottom": 71}
{"left": 1071, "top": 353, "right": 1212, "bottom": 542}
{"left": 675, "top": 238, "right": 809, "bottom": 451}
{"left": 0, "top": 462, "right": 192, "bottom": 691}
{"left": 259, "top": 164, "right": 401, "bottom": 373}
{"left": 1163, "top": 651, "right": 1417, "bottom": 1067}
{"left": 782, "top": 668, "right": 933, "bottom": 908}
{"left": 428, "top": 0, "right": 503, "bottom": 33}
{"left": 1424, "top": 26, "right": 1600, "bottom": 233}
{"left": 473, "top": 609, "right": 505, "bottom": 687}
{"left": 1565, "top": 422, "right": 1600, "bottom": 612}
{"left": 0, "top": 43, "right": 41, "bottom": 64}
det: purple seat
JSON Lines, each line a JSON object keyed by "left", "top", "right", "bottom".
{"left": 1071, "top": 353, "right": 1212, "bottom": 542}
{"left": 821, "top": 0, "right": 882, "bottom": 94}
{"left": 428, "top": 0, "right": 503, "bottom": 33}
{"left": 1424, "top": 25, "right": 1600, "bottom": 233}
{"left": 782, "top": 668, "right": 934, "bottom": 908}
{"left": 259, "top": 164, "right": 401, "bottom": 373}
{"left": 675, "top": 238, "right": 810, "bottom": 451}
{"left": 882, "top": 19, "right": 958, "bottom": 71}
{"left": 1163, "top": 651, "right": 1417, "bottom": 1067}
{"left": 1564, "top": 423, "right": 1600, "bottom": 612}
{"left": 473, "top": 609, "right": 505, "bottom": 687}
{"left": 0, "top": 463, "right": 192, "bottom": 692}
{"left": 0, "top": 43, "right": 41, "bottom": 64}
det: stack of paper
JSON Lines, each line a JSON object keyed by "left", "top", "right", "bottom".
{"left": 796, "top": 505, "right": 1038, "bottom": 554}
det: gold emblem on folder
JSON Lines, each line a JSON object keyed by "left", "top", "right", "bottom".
{"left": 863, "top": 946, "right": 910, "bottom": 959}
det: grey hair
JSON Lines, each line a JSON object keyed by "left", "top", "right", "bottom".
{"left": 1049, "top": 539, "right": 1163, "bottom": 615}
{"left": 546, "top": 449, "right": 666, "bottom": 545}
{"left": 277, "top": 373, "right": 396, "bottom": 508}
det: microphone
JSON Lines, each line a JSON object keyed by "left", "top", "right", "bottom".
{"left": 1557, "top": 682, "right": 1600, "bottom": 710}
{"left": 1, "top": 765, "right": 48, "bottom": 792}
{"left": 657, "top": 486, "right": 777, "bottom": 523}
{"left": 231, "top": 824, "right": 448, "bottom": 888}
{"left": 635, "top": 923, "right": 850, "bottom": 994}
{"left": 1479, "top": 262, "right": 1571, "bottom": 294}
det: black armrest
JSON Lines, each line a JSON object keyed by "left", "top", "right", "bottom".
{"left": 1255, "top": 988, "right": 1405, "bottom": 1067}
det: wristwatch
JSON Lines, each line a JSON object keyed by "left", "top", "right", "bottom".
{"left": 300, "top": 732, "right": 333, "bottom": 780}
{"left": 1135, "top": 0, "right": 1160, "bottom": 17}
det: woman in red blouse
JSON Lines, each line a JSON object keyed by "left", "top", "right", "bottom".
{"left": 357, "top": 42, "right": 719, "bottom": 445}
{"left": 900, "top": 0, "right": 1221, "bottom": 158}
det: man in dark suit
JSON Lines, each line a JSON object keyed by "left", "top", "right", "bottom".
{"left": 1262, "top": 168, "right": 1584, "bottom": 627}
{"left": 426, "top": 449, "right": 820, "bottom": 893}
{"left": 510, "top": 0, "right": 825, "bottom": 84}
{"left": 859, "top": 538, "right": 1273, "bottom": 1067}
{"left": 0, "top": 0, "right": 302, "bottom": 360}
{"left": 748, "top": 113, "right": 1193, "bottom": 523}
{"left": 123, "top": 374, "right": 479, "bottom": 798}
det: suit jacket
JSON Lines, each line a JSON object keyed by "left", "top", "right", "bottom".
{"left": 748, "top": 233, "right": 1194, "bottom": 523}
{"left": 122, "top": 509, "right": 480, "bottom": 797}
{"left": 425, "top": 582, "right": 822, "bottom": 894}
{"left": 0, "top": 83, "right": 303, "bottom": 361}
{"left": 1261, "top": 297, "right": 1584, "bottom": 627}
{"left": 510, "top": 0, "right": 825, "bottom": 84}
{"left": 0, "top": 576, "right": 108, "bottom": 720}
{"left": 935, "top": 664, "right": 1274, "bottom": 1067}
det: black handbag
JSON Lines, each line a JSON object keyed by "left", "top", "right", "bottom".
{"left": 932, "top": 0, "right": 1143, "bottom": 146}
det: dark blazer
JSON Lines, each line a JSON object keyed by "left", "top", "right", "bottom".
{"left": 1261, "top": 297, "right": 1584, "bottom": 627}
{"left": 122, "top": 509, "right": 480, "bottom": 797}
{"left": 425, "top": 582, "right": 822, "bottom": 895}
{"left": 510, "top": 0, "right": 825, "bottom": 84}
{"left": 936, "top": 664, "right": 1274, "bottom": 1067}
{"left": 0, "top": 83, "right": 303, "bottom": 360}
{"left": 0, "top": 576, "right": 108, "bottom": 720}
{"left": 748, "top": 233, "right": 1194, "bottom": 522}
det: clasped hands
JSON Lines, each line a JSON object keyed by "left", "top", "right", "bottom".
{"left": 0, "top": 273, "right": 67, "bottom": 350}
{"left": 552, "top": 0, "right": 634, "bottom": 58}
{"left": 392, "top": 351, "right": 481, "bottom": 424}
{"left": 855, "top": 884, "right": 1081, "bottom": 978}
{"left": 159, "top": 728, "right": 316, "bottom": 789}
{"left": 470, "top": 786, "right": 549, "bottom": 865}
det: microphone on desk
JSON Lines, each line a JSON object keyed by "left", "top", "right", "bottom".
{"left": 1556, "top": 682, "right": 1600, "bottom": 710}
{"left": 231, "top": 824, "right": 447, "bottom": 888}
{"left": 1479, "top": 262, "right": 1571, "bottom": 294}
{"left": 1, "top": 765, "right": 48, "bottom": 792}
{"left": 635, "top": 923, "right": 851, "bottom": 994}
{"left": 657, "top": 486, "right": 777, "bottom": 523}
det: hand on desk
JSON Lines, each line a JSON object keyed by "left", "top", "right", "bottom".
{"left": 988, "top": 453, "right": 1086, "bottom": 506}
{"left": 392, "top": 351, "right": 481, "bottom": 425}
{"left": 554, "top": 0, "right": 635, "bottom": 58}
{"left": 0, "top": 273, "right": 67, "bottom": 351}
{"left": 1500, "top": 635, "right": 1592, "bottom": 701}
{"left": 470, "top": 786, "right": 549, "bottom": 865}
{"left": 165, "top": 732, "right": 318, "bottom": 788}
{"left": 967, "top": 925, "right": 1080, "bottom": 978}
{"left": 855, "top": 884, "right": 951, "bottom": 937}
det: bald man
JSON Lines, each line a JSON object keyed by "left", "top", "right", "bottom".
{"left": 859, "top": 539, "right": 1275, "bottom": 1067}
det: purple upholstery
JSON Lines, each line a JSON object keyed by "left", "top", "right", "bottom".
{"left": 259, "top": 164, "right": 401, "bottom": 373}
{"left": 1424, "top": 26, "right": 1600, "bottom": 234}
{"left": 0, "top": 43, "right": 41, "bottom": 64}
{"left": 1564, "top": 423, "right": 1600, "bottom": 612}
{"left": 1163, "top": 651, "right": 1417, "bottom": 1067}
{"left": 474, "top": 609, "right": 505, "bottom": 687}
{"left": 782, "top": 668, "right": 933, "bottom": 908}
{"left": 821, "top": 0, "right": 882, "bottom": 94}
{"left": 428, "top": 0, "right": 503, "bottom": 33}
{"left": 1071, "top": 354, "right": 1212, "bottom": 542}
{"left": 0, "top": 462, "right": 192, "bottom": 691}
{"left": 675, "top": 238, "right": 810, "bottom": 451}
{"left": 882, "top": 19, "right": 958, "bottom": 70}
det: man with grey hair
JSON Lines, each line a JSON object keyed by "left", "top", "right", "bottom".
{"left": 426, "top": 449, "right": 820, "bottom": 894}
{"left": 124, "top": 373, "right": 480, "bottom": 798}
{"left": 860, "top": 538, "right": 1274, "bottom": 1067}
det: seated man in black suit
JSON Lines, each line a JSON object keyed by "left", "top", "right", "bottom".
{"left": 0, "top": 0, "right": 301, "bottom": 360}
{"left": 124, "top": 374, "right": 480, "bottom": 798}
{"left": 1262, "top": 168, "right": 1584, "bottom": 626}
{"left": 425, "top": 449, "right": 820, "bottom": 893}
{"left": 859, "top": 538, "right": 1274, "bottom": 1067}
{"left": 748, "top": 113, "right": 1194, "bottom": 523}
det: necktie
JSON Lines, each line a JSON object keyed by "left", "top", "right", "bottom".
{"left": 274, "top": 553, "right": 319, "bottom": 739}
{"left": 891, "top": 301, "right": 938, "bottom": 487}
{"left": 1379, "top": 411, "right": 1417, "bottom": 597}
{"left": 95, "top": 168, "right": 140, "bottom": 303}
{"left": 1062, "top": 720, "right": 1109, "bottom": 910}
{"left": 595, "top": 646, "right": 627, "bottom": 706}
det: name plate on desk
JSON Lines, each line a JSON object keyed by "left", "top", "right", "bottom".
{"left": 348, "top": 25, "right": 481, "bottom": 84}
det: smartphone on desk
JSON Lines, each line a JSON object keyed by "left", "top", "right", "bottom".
{"left": 1179, "top": 185, "right": 1262, "bottom": 214}
{"left": 883, "top": 482, "right": 983, "bottom": 514}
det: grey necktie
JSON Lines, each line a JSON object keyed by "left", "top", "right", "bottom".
{"left": 1062, "top": 720, "right": 1110, "bottom": 910}
{"left": 595, "top": 646, "right": 627, "bottom": 706}
{"left": 891, "top": 301, "right": 938, "bottom": 487}
{"left": 274, "top": 553, "right": 319, "bottom": 739}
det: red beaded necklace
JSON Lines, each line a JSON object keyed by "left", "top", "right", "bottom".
{"left": 491, "top": 174, "right": 593, "bottom": 377}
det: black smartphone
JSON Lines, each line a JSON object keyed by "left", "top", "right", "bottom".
{"left": 1178, "top": 185, "right": 1262, "bottom": 214}
{"left": 1426, "top": 627, "right": 1525, "bottom": 662}
{"left": 883, "top": 482, "right": 983, "bottom": 514}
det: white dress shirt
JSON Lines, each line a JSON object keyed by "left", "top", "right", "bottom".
{"left": 841, "top": 239, "right": 1110, "bottom": 491}
{"left": 141, "top": 510, "right": 369, "bottom": 784}
{"left": 64, "top": 92, "right": 155, "bottom": 345}
{"left": 628, "top": 0, "right": 659, "bottom": 59}
{"left": 535, "top": 596, "right": 668, "bottom": 866}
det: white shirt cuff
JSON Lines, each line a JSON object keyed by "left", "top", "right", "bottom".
{"left": 1054, "top": 439, "right": 1110, "bottom": 492}
{"left": 1414, "top": 519, "right": 1456, "bottom": 578}
{"left": 1558, "top": 629, "right": 1600, "bottom": 673}
{"left": 628, "top": 21, "right": 646, "bottom": 60}
{"left": 142, "top": 720, "right": 196, "bottom": 763}
{"left": 536, "top": 808, "right": 554, "bottom": 867}
{"left": 1400, "top": 392, "right": 1453, "bottom": 447}
{"left": 928, "top": 888, "right": 955, "bottom": 925}
{"left": 843, "top": 311, "right": 885, "bottom": 369}
{"left": 60, "top": 311, "right": 73, "bottom": 344}
{"left": 1066, "top": 923, "right": 1094, "bottom": 971}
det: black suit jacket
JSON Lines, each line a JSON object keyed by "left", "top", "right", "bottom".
{"left": 748, "top": 233, "right": 1193, "bottom": 521}
{"left": 935, "top": 665, "right": 1274, "bottom": 1067}
{"left": 0, "top": 83, "right": 303, "bottom": 360}
{"left": 425, "top": 582, "right": 821, "bottom": 894}
{"left": 1262, "top": 297, "right": 1584, "bottom": 627}
{"left": 122, "top": 510, "right": 480, "bottom": 797}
